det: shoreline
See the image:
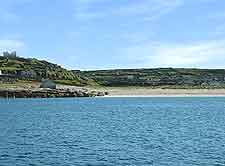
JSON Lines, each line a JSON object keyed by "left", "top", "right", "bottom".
{"left": 0, "top": 85, "right": 106, "bottom": 98}
{"left": 88, "top": 87, "right": 225, "bottom": 97}
{"left": 2, "top": 83, "right": 225, "bottom": 98}
{"left": 102, "top": 94, "right": 225, "bottom": 97}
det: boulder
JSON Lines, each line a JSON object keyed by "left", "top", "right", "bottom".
{"left": 40, "top": 79, "right": 56, "bottom": 89}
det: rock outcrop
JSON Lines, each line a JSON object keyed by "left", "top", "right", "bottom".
{"left": 0, "top": 88, "right": 107, "bottom": 98}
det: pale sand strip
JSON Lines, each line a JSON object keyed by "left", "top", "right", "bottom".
{"left": 88, "top": 87, "right": 225, "bottom": 97}
{"left": 103, "top": 94, "right": 225, "bottom": 97}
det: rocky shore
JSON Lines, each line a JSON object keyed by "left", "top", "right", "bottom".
{"left": 0, "top": 88, "right": 107, "bottom": 98}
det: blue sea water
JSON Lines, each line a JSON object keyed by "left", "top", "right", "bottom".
{"left": 0, "top": 97, "right": 225, "bottom": 166}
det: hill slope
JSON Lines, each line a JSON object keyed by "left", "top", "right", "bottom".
{"left": 0, "top": 56, "right": 95, "bottom": 86}
{"left": 78, "top": 68, "right": 225, "bottom": 88}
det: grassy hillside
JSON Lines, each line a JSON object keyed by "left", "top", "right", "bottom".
{"left": 2, "top": 55, "right": 225, "bottom": 88}
{"left": 78, "top": 68, "right": 225, "bottom": 88}
{"left": 0, "top": 56, "right": 96, "bottom": 86}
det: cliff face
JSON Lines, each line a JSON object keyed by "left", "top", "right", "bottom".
{"left": 78, "top": 68, "right": 225, "bottom": 88}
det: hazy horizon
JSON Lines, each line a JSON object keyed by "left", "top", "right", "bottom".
{"left": 1, "top": 0, "right": 225, "bottom": 70}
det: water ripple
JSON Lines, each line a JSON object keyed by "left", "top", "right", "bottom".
{"left": 0, "top": 97, "right": 225, "bottom": 166}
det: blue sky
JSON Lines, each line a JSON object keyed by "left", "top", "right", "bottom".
{"left": 0, "top": 0, "right": 225, "bottom": 70}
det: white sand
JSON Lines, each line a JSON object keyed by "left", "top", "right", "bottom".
{"left": 88, "top": 87, "right": 225, "bottom": 97}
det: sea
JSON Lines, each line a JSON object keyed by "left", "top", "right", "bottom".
{"left": 0, "top": 97, "right": 225, "bottom": 166}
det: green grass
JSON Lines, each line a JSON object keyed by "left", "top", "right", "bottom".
{"left": 2, "top": 56, "right": 225, "bottom": 89}
{"left": 0, "top": 56, "right": 97, "bottom": 86}
{"left": 54, "top": 80, "right": 85, "bottom": 86}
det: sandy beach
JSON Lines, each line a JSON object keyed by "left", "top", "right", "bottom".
{"left": 87, "top": 86, "right": 225, "bottom": 97}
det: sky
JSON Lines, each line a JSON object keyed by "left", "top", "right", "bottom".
{"left": 0, "top": 0, "right": 225, "bottom": 70}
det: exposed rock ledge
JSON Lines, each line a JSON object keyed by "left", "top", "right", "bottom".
{"left": 0, "top": 88, "right": 107, "bottom": 98}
